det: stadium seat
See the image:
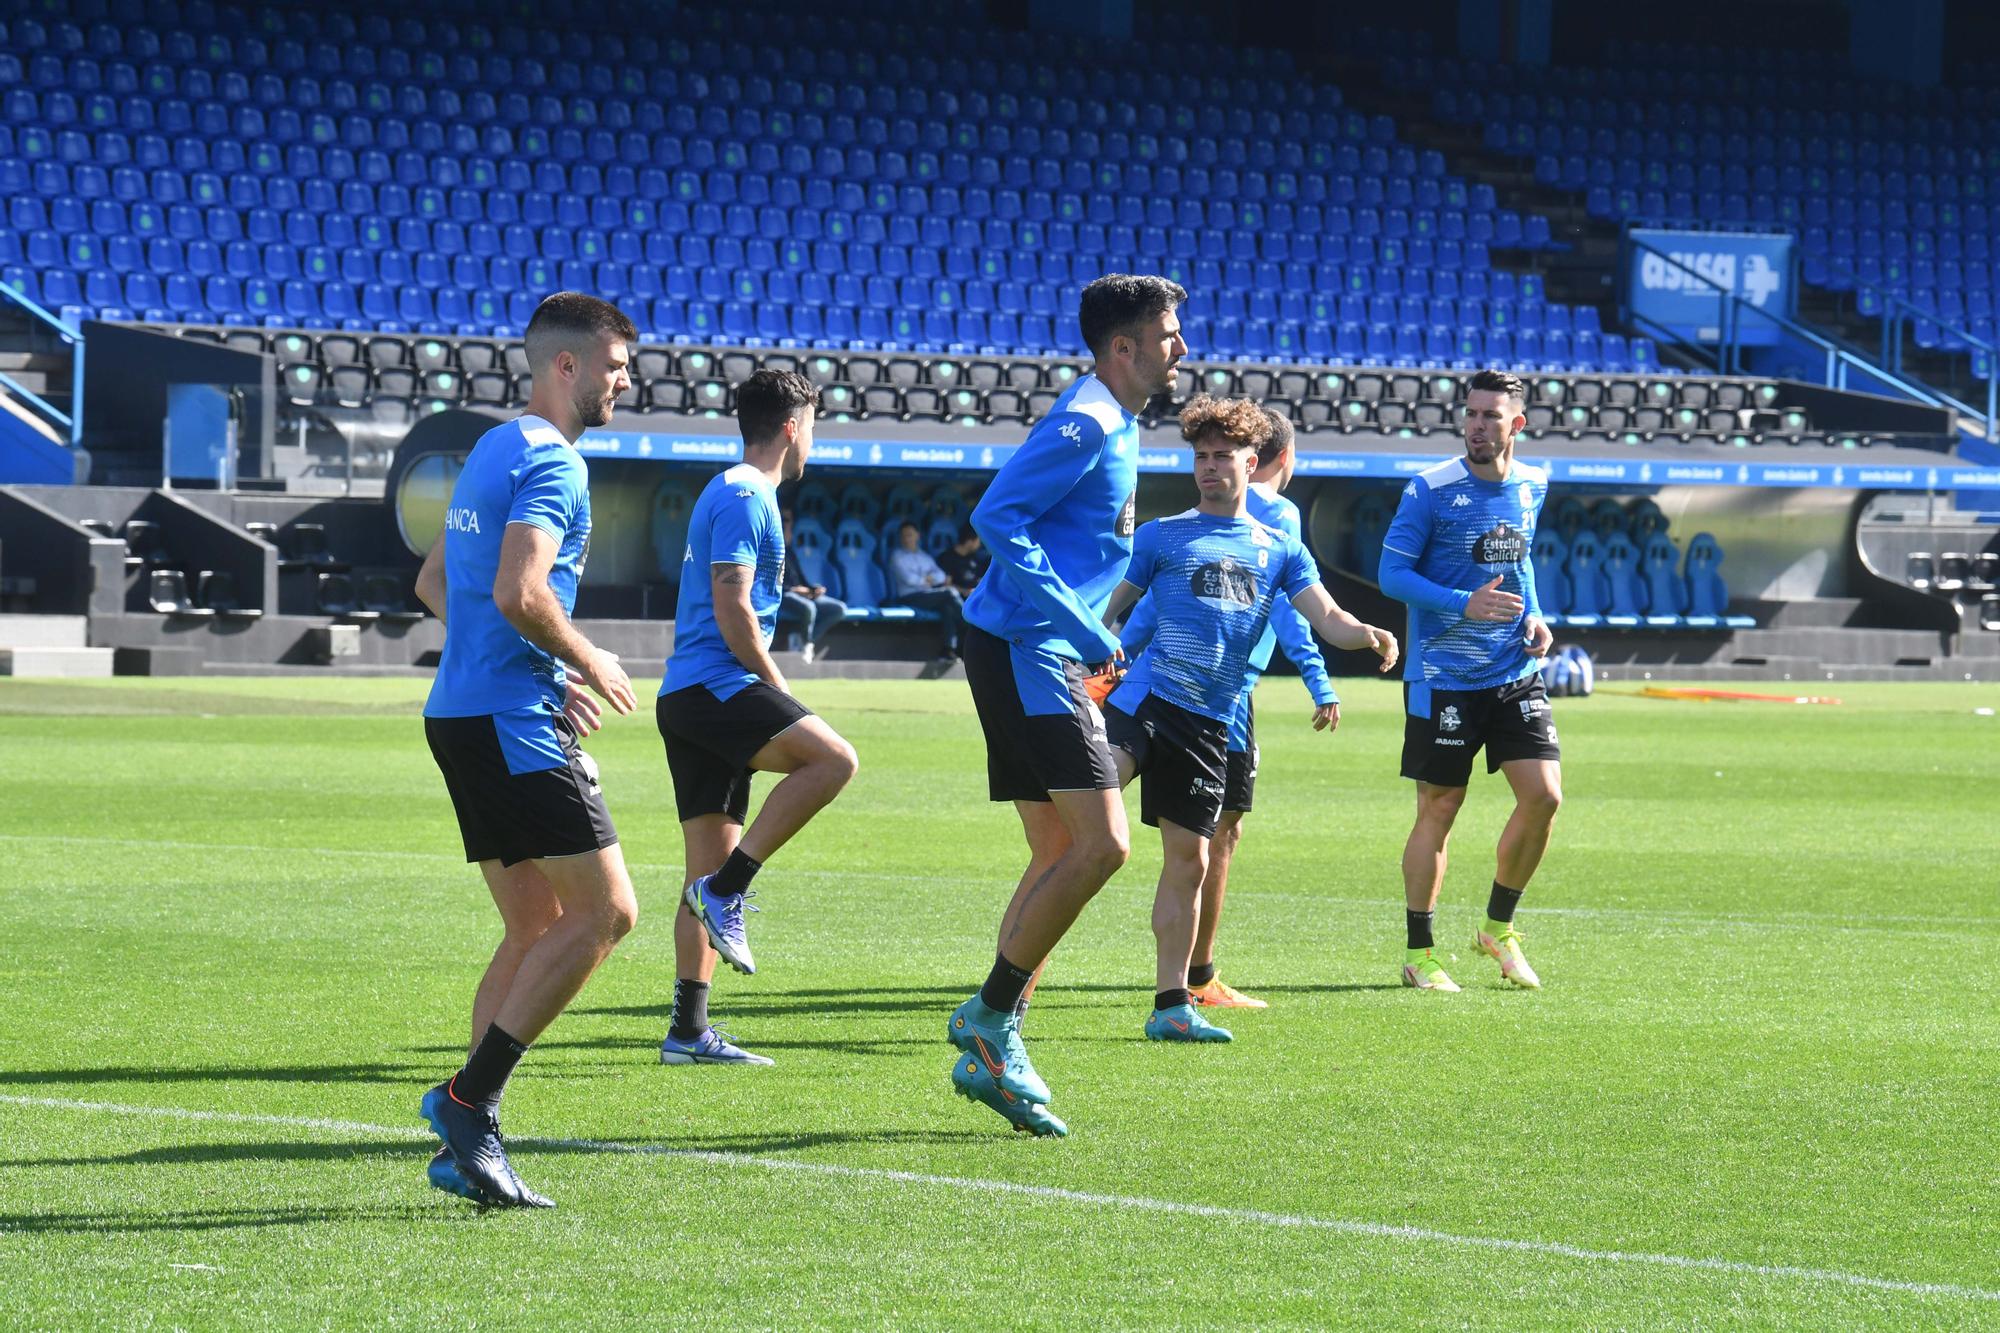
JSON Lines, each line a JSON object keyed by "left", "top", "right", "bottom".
{"left": 1530, "top": 527, "right": 1570, "bottom": 618}
{"left": 648, "top": 480, "right": 695, "bottom": 581}
{"left": 1564, "top": 530, "right": 1608, "bottom": 621}
{"left": 1599, "top": 533, "right": 1646, "bottom": 622}
{"left": 1683, "top": 532, "right": 1752, "bottom": 627}
{"left": 832, "top": 517, "right": 885, "bottom": 612}
{"left": 1641, "top": 535, "right": 1686, "bottom": 624}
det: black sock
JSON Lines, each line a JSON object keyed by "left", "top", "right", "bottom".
{"left": 1487, "top": 882, "right": 1524, "bottom": 924}
{"left": 669, "top": 978, "right": 710, "bottom": 1041}
{"left": 1186, "top": 959, "right": 1217, "bottom": 988}
{"left": 1155, "top": 987, "right": 1191, "bottom": 1011}
{"left": 454, "top": 1023, "right": 528, "bottom": 1111}
{"left": 1406, "top": 909, "right": 1435, "bottom": 950}
{"left": 713, "top": 848, "right": 762, "bottom": 898}
{"left": 978, "top": 952, "right": 1036, "bottom": 1013}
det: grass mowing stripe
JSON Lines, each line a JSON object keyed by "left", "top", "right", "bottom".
{"left": 4, "top": 1092, "right": 1994, "bottom": 1307}
{"left": 4, "top": 832, "right": 1992, "bottom": 935}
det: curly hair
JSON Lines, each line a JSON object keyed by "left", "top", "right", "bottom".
{"left": 1177, "top": 394, "right": 1269, "bottom": 450}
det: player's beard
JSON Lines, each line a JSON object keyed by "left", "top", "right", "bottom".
{"left": 576, "top": 387, "right": 617, "bottom": 429}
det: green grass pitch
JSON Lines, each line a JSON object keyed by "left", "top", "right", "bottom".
{"left": 0, "top": 675, "right": 1995, "bottom": 1329}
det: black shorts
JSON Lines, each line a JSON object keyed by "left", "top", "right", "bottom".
{"left": 1105, "top": 693, "right": 1228, "bottom": 839}
{"left": 425, "top": 708, "right": 618, "bottom": 868}
{"left": 657, "top": 680, "right": 814, "bottom": 823}
{"left": 962, "top": 623, "right": 1120, "bottom": 802}
{"left": 1222, "top": 695, "right": 1257, "bottom": 814}
{"left": 1401, "top": 674, "right": 1562, "bottom": 787}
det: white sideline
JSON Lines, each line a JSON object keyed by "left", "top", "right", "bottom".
{"left": 3, "top": 833, "right": 1994, "bottom": 934}
{"left": 0, "top": 1092, "right": 1993, "bottom": 1304}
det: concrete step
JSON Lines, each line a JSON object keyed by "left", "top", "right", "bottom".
{"left": 0, "top": 613, "right": 89, "bottom": 647}
{"left": 1729, "top": 626, "right": 1952, "bottom": 665}
{"left": 0, "top": 645, "right": 114, "bottom": 677}
{"left": 1751, "top": 597, "right": 1864, "bottom": 629}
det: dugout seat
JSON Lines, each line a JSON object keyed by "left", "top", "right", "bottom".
{"left": 1530, "top": 527, "right": 1570, "bottom": 618}
{"left": 1599, "top": 533, "right": 1646, "bottom": 622}
{"left": 1348, "top": 491, "right": 1391, "bottom": 577}
{"left": 649, "top": 480, "right": 695, "bottom": 580}
{"left": 792, "top": 481, "right": 836, "bottom": 527}
{"left": 1548, "top": 495, "right": 1589, "bottom": 542}
{"left": 1564, "top": 529, "right": 1608, "bottom": 622}
{"left": 1641, "top": 535, "right": 1687, "bottom": 624}
{"left": 1683, "top": 532, "right": 1753, "bottom": 626}
{"left": 789, "top": 515, "right": 835, "bottom": 590}
{"left": 835, "top": 483, "right": 881, "bottom": 528}
{"left": 832, "top": 518, "right": 886, "bottom": 612}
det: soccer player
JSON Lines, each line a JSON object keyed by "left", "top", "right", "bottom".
{"left": 656, "top": 369, "right": 859, "bottom": 1065}
{"left": 1099, "top": 395, "right": 1397, "bottom": 1041}
{"left": 1116, "top": 408, "right": 1340, "bottom": 1010}
{"left": 948, "top": 273, "right": 1187, "bottom": 1138}
{"left": 1378, "top": 368, "right": 1560, "bottom": 993}
{"left": 413, "top": 291, "right": 642, "bottom": 1208}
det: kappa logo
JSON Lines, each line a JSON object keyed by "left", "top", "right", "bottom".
{"left": 1450, "top": 494, "right": 1472, "bottom": 508}
{"left": 1439, "top": 705, "right": 1461, "bottom": 732}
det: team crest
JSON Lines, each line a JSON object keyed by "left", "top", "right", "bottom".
{"left": 1439, "top": 705, "right": 1461, "bottom": 732}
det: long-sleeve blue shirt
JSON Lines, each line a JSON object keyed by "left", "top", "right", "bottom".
{"left": 964, "top": 374, "right": 1138, "bottom": 663}
{"left": 1377, "top": 456, "right": 1547, "bottom": 692}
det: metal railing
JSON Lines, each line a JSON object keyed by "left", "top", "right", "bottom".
{"left": 1622, "top": 234, "right": 1995, "bottom": 440}
{"left": 0, "top": 280, "right": 85, "bottom": 444}
{"left": 1856, "top": 281, "right": 2000, "bottom": 434}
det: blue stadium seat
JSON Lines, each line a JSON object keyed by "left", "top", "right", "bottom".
{"left": 1683, "top": 532, "right": 1753, "bottom": 626}
{"left": 1530, "top": 527, "right": 1570, "bottom": 617}
{"left": 1599, "top": 533, "right": 1646, "bottom": 622}
{"left": 1641, "top": 535, "right": 1686, "bottom": 624}
{"left": 1564, "top": 530, "right": 1608, "bottom": 622}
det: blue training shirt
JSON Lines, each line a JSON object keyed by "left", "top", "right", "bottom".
{"left": 1120, "top": 483, "right": 1338, "bottom": 750}
{"left": 662, "top": 463, "right": 784, "bottom": 701}
{"left": 425, "top": 414, "right": 592, "bottom": 725}
{"left": 964, "top": 373, "right": 1139, "bottom": 663}
{"left": 1109, "top": 509, "right": 1321, "bottom": 724}
{"left": 1377, "top": 456, "right": 1548, "bottom": 696}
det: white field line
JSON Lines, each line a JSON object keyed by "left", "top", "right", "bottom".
{"left": 0, "top": 1093, "right": 1993, "bottom": 1305}
{"left": 0, "top": 833, "right": 1994, "bottom": 936}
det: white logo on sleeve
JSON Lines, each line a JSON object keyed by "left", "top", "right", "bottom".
{"left": 1059, "top": 422, "right": 1082, "bottom": 444}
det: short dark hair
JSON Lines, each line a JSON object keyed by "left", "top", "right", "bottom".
{"left": 736, "top": 368, "right": 819, "bottom": 446}
{"left": 1466, "top": 368, "right": 1528, "bottom": 404}
{"left": 898, "top": 519, "right": 920, "bottom": 534}
{"left": 1178, "top": 394, "right": 1268, "bottom": 450}
{"left": 956, "top": 522, "right": 979, "bottom": 545}
{"left": 1078, "top": 273, "right": 1188, "bottom": 357}
{"left": 523, "top": 291, "right": 637, "bottom": 372}
{"left": 1257, "top": 408, "right": 1295, "bottom": 468}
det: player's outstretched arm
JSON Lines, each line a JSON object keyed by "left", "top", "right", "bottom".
{"left": 1292, "top": 583, "right": 1399, "bottom": 673}
{"left": 1100, "top": 578, "right": 1144, "bottom": 630}
{"left": 414, "top": 535, "right": 446, "bottom": 623}
{"left": 494, "top": 522, "right": 636, "bottom": 714}
{"left": 712, "top": 561, "right": 790, "bottom": 696}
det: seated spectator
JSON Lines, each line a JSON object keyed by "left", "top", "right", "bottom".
{"left": 776, "top": 507, "right": 846, "bottom": 663}
{"left": 936, "top": 523, "right": 989, "bottom": 594}
{"left": 887, "top": 519, "right": 964, "bottom": 665}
